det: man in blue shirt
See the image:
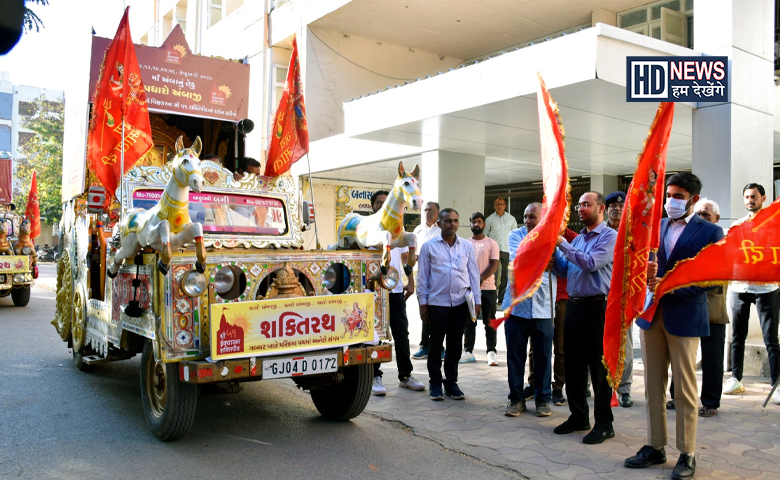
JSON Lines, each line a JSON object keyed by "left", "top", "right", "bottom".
{"left": 503, "top": 203, "right": 566, "bottom": 418}
{"left": 417, "top": 208, "right": 482, "bottom": 401}
{"left": 552, "top": 191, "right": 617, "bottom": 445}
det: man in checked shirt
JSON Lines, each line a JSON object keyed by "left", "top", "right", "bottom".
{"left": 417, "top": 208, "right": 482, "bottom": 401}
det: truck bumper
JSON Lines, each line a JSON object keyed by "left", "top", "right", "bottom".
{"left": 178, "top": 344, "right": 392, "bottom": 384}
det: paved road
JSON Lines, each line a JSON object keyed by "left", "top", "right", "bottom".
{"left": 0, "top": 286, "right": 522, "bottom": 480}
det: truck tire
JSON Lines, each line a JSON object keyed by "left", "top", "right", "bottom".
{"left": 310, "top": 363, "right": 372, "bottom": 421}
{"left": 140, "top": 340, "right": 197, "bottom": 441}
{"left": 11, "top": 287, "right": 30, "bottom": 306}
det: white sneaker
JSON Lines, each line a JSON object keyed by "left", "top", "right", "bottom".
{"left": 372, "top": 376, "right": 387, "bottom": 396}
{"left": 459, "top": 351, "right": 476, "bottom": 363}
{"left": 400, "top": 375, "right": 426, "bottom": 391}
{"left": 723, "top": 377, "right": 745, "bottom": 395}
{"left": 771, "top": 387, "right": 780, "bottom": 405}
{"left": 487, "top": 351, "right": 498, "bottom": 366}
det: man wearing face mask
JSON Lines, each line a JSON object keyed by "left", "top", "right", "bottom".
{"left": 625, "top": 173, "right": 724, "bottom": 480}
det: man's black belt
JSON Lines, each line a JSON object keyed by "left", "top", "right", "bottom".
{"left": 569, "top": 295, "right": 607, "bottom": 305}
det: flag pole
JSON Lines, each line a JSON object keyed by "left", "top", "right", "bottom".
{"left": 305, "top": 153, "right": 320, "bottom": 249}
{"left": 120, "top": 118, "right": 125, "bottom": 216}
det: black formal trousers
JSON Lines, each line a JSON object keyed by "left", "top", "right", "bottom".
{"left": 374, "top": 292, "right": 413, "bottom": 381}
{"left": 427, "top": 302, "right": 469, "bottom": 388}
{"left": 564, "top": 300, "right": 614, "bottom": 429}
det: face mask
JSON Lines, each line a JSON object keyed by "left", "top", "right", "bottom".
{"left": 471, "top": 226, "right": 483, "bottom": 235}
{"left": 665, "top": 197, "right": 690, "bottom": 219}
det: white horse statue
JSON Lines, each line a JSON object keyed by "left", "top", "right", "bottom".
{"left": 107, "top": 136, "right": 207, "bottom": 278}
{"left": 329, "top": 161, "right": 422, "bottom": 273}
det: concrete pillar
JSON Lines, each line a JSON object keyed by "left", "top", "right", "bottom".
{"left": 693, "top": 0, "right": 775, "bottom": 376}
{"left": 421, "top": 150, "right": 486, "bottom": 238}
{"left": 590, "top": 174, "right": 618, "bottom": 196}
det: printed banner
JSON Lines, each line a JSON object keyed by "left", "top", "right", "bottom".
{"left": 90, "top": 26, "right": 249, "bottom": 122}
{"left": 0, "top": 256, "right": 31, "bottom": 274}
{"left": 211, "top": 292, "right": 375, "bottom": 361}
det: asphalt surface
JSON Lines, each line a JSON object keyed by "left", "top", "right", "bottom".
{"left": 0, "top": 282, "right": 524, "bottom": 480}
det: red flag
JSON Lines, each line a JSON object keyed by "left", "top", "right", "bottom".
{"left": 603, "top": 102, "right": 674, "bottom": 389}
{"left": 87, "top": 7, "right": 153, "bottom": 199}
{"left": 264, "top": 34, "right": 309, "bottom": 176}
{"left": 0, "top": 157, "right": 12, "bottom": 204}
{"left": 491, "top": 74, "right": 570, "bottom": 329}
{"left": 24, "top": 170, "right": 41, "bottom": 239}
{"left": 640, "top": 198, "right": 780, "bottom": 322}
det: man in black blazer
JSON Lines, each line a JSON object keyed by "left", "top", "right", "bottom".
{"left": 625, "top": 173, "right": 724, "bottom": 480}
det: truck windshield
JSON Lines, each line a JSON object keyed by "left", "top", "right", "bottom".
{"left": 131, "top": 189, "right": 287, "bottom": 235}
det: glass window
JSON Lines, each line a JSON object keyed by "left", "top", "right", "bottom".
{"left": 210, "top": 0, "right": 223, "bottom": 27}
{"left": 652, "top": 1, "right": 680, "bottom": 20}
{"left": 131, "top": 189, "right": 288, "bottom": 236}
{"left": 620, "top": 9, "right": 647, "bottom": 28}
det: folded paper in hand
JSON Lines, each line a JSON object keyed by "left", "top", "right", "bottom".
{"left": 465, "top": 289, "right": 477, "bottom": 323}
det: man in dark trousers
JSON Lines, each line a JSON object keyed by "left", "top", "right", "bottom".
{"left": 552, "top": 191, "right": 617, "bottom": 445}
{"left": 625, "top": 172, "right": 724, "bottom": 480}
{"left": 417, "top": 208, "right": 482, "bottom": 401}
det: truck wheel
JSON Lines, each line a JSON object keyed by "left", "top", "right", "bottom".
{"left": 310, "top": 364, "right": 372, "bottom": 421}
{"left": 140, "top": 340, "right": 197, "bottom": 441}
{"left": 70, "top": 284, "right": 91, "bottom": 371}
{"left": 11, "top": 287, "right": 30, "bottom": 306}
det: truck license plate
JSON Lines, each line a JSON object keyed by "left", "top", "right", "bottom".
{"left": 262, "top": 354, "right": 338, "bottom": 379}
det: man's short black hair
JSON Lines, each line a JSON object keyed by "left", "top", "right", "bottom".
{"left": 667, "top": 172, "right": 702, "bottom": 196}
{"left": 201, "top": 153, "right": 221, "bottom": 163}
{"left": 743, "top": 183, "right": 766, "bottom": 196}
{"left": 425, "top": 201, "right": 440, "bottom": 212}
{"left": 470, "top": 211, "right": 485, "bottom": 222}
{"left": 439, "top": 207, "right": 459, "bottom": 221}
{"left": 585, "top": 191, "right": 606, "bottom": 206}
{"left": 237, "top": 157, "right": 260, "bottom": 172}
{"left": 370, "top": 190, "right": 389, "bottom": 207}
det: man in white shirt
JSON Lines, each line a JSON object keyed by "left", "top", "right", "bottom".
{"left": 723, "top": 183, "right": 780, "bottom": 405}
{"left": 485, "top": 197, "right": 518, "bottom": 304}
{"left": 369, "top": 191, "right": 425, "bottom": 396}
{"left": 411, "top": 201, "right": 441, "bottom": 359}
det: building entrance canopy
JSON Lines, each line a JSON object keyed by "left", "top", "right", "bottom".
{"left": 295, "top": 24, "right": 698, "bottom": 187}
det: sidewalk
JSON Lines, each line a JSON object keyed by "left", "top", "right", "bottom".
{"left": 366, "top": 295, "right": 780, "bottom": 479}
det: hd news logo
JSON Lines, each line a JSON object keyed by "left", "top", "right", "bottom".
{"left": 626, "top": 56, "right": 728, "bottom": 102}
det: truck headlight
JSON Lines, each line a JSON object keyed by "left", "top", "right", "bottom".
{"left": 13, "top": 273, "right": 25, "bottom": 284}
{"left": 180, "top": 269, "right": 207, "bottom": 298}
{"left": 213, "top": 266, "right": 236, "bottom": 295}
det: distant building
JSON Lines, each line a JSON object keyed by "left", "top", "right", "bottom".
{"left": 0, "top": 71, "right": 64, "bottom": 195}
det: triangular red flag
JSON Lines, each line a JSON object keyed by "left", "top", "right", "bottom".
{"left": 264, "top": 34, "right": 309, "bottom": 176}
{"left": 24, "top": 170, "right": 41, "bottom": 239}
{"left": 86, "top": 6, "right": 153, "bottom": 199}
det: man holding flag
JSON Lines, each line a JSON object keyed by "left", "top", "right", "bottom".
{"left": 625, "top": 173, "right": 724, "bottom": 480}
{"left": 551, "top": 191, "right": 617, "bottom": 444}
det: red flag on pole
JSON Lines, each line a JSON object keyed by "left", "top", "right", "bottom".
{"left": 24, "top": 170, "right": 41, "bottom": 240}
{"left": 264, "top": 34, "right": 309, "bottom": 177}
{"left": 87, "top": 6, "right": 153, "bottom": 199}
{"left": 602, "top": 102, "right": 674, "bottom": 389}
{"left": 639, "top": 198, "right": 780, "bottom": 323}
{"left": 491, "top": 73, "right": 570, "bottom": 328}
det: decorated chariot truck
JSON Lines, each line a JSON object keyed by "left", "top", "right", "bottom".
{"left": 0, "top": 204, "right": 37, "bottom": 306}
{"left": 52, "top": 20, "right": 395, "bottom": 441}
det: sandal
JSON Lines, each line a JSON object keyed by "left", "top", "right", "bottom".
{"left": 699, "top": 406, "right": 717, "bottom": 417}
{"left": 666, "top": 400, "right": 675, "bottom": 410}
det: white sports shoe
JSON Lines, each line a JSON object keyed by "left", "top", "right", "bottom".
{"left": 372, "top": 376, "right": 387, "bottom": 396}
{"left": 400, "top": 375, "right": 426, "bottom": 391}
{"left": 771, "top": 387, "right": 780, "bottom": 405}
{"left": 487, "top": 351, "right": 498, "bottom": 366}
{"left": 459, "top": 351, "right": 476, "bottom": 363}
{"left": 723, "top": 377, "right": 745, "bottom": 395}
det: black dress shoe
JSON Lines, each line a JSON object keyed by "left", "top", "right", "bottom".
{"left": 672, "top": 453, "right": 696, "bottom": 480}
{"left": 583, "top": 425, "right": 615, "bottom": 444}
{"left": 625, "top": 445, "right": 667, "bottom": 468}
{"left": 619, "top": 393, "right": 633, "bottom": 407}
{"left": 553, "top": 418, "right": 591, "bottom": 435}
